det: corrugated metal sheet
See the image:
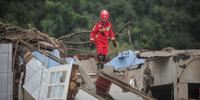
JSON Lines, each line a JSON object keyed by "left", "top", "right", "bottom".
{"left": 139, "top": 50, "right": 200, "bottom": 58}
{"left": 0, "top": 44, "right": 13, "bottom": 100}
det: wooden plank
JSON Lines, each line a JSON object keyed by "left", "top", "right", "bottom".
{"left": 99, "top": 71, "right": 156, "bottom": 100}
{"left": 74, "top": 57, "right": 96, "bottom": 93}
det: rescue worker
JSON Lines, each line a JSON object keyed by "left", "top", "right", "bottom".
{"left": 90, "top": 10, "right": 117, "bottom": 69}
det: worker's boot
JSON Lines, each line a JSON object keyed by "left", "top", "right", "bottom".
{"left": 97, "top": 54, "right": 104, "bottom": 70}
{"left": 100, "top": 63, "right": 104, "bottom": 69}
{"left": 101, "top": 55, "right": 106, "bottom": 69}
{"left": 97, "top": 62, "right": 103, "bottom": 70}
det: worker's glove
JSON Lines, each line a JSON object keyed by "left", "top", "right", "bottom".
{"left": 90, "top": 41, "right": 95, "bottom": 49}
{"left": 112, "top": 39, "right": 117, "bottom": 48}
{"left": 115, "top": 34, "right": 119, "bottom": 39}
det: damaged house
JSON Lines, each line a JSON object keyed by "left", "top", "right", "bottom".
{"left": 109, "top": 49, "right": 200, "bottom": 100}
{"left": 0, "top": 21, "right": 66, "bottom": 100}
{"left": 1, "top": 21, "right": 200, "bottom": 100}
{"left": 138, "top": 49, "right": 200, "bottom": 100}
{"left": 0, "top": 22, "right": 155, "bottom": 100}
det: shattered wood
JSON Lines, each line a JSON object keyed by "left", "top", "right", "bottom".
{"left": 98, "top": 71, "right": 156, "bottom": 100}
{"left": 0, "top": 21, "right": 67, "bottom": 100}
{"left": 0, "top": 21, "right": 66, "bottom": 53}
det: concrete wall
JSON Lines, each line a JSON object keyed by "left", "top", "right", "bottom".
{"left": 126, "top": 65, "right": 144, "bottom": 90}
{"left": 146, "top": 56, "right": 200, "bottom": 86}
{"left": 125, "top": 54, "right": 200, "bottom": 99}
{"left": 148, "top": 58, "right": 176, "bottom": 86}
{"left": 178, "top": 56, "right": 200, "bottom": 83}
{"left": 0, "top": 44, "right": 13, "bottom": 100}
{"left": 176, "top": 56, "right": 200, "bottom": 99}
{"left": 146, "top": 56, "right": 200, "bottom": 99}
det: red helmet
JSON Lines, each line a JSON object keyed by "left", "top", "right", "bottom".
{"left": 100, "top": 10, "right": 109, "bottom": 21}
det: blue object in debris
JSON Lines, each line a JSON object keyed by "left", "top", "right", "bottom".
{"left": 51, "top": 49, "right": 60, "bottom": 59}
{"left": 32, "top": 50, "right": 61, "bottom": 68}
{"left": 105, "top": 50, "right": 145, "bottom": 69}
{"left": 65, "top": 57, "right": 76, "bottom": 64}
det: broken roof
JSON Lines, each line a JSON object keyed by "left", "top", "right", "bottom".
{"left": 138, "top": 49, "right": 200, "bottom": 58}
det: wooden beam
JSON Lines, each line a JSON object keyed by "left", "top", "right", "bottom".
{"left": 99, "top": 71, "right": 156, "bottom": 100}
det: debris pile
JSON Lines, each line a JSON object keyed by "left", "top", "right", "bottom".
{"left": 0, "top": 21, "right": 157, "bottom": 100}
{"left": 0, "top": 21, "right": 66, "bottom": 100}
{"left": 0, "top": 21, "right": 65, "bottom": 52}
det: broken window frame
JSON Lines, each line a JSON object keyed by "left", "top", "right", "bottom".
{"left": 46, "top": 64, "right": 73, "bottom": 100}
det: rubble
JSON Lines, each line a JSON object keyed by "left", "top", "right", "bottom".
{"left": 0, "top": 21, "right": 65, "bottom": 52}
{"left": 137, "top": 49, "right": 200, "bottom": 100}
{"left": 0, "top": 27, "right": 155, "bottom": 100}
{"left": 0, "top": 21, "right": 67, "bottom": 100}
{"left": 2, "top": 21, "right": 200, "bottom": 100}
{"left": 96, "top": 71, "right": 155, "bottom": 100}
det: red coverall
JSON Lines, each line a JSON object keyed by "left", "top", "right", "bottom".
{"left": 90, "top": 20, "right": 115, "bottom": 55}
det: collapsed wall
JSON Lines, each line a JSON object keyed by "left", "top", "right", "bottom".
{"left": 0, "top": 21, "right": 66, "bottom": 100}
